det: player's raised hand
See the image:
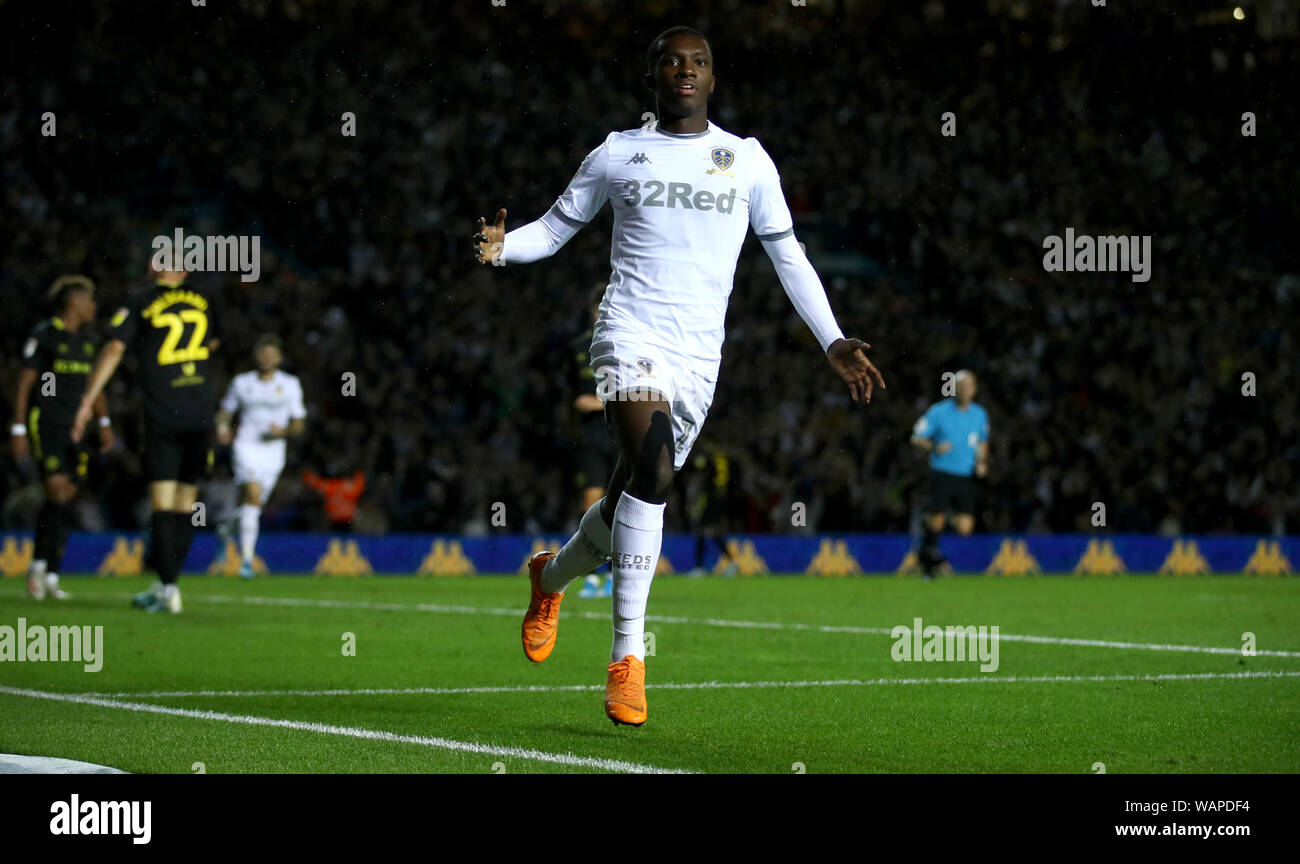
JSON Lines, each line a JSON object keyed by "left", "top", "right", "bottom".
{"left": 827, "top": 337, "right": 886, "bottom": 404}
{"left": 474, "top": 208, "right": 507, "bottom": 265}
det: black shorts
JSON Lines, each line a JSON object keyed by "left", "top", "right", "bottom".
{"left": 925, "top": 470, "right": 978, "bottom": 516}
{"left": 575, "top": 415, "right": 619, "bottom": 489}
{"left": 144, "top": 423, "right": 213, "bottom": 484}
{"left": 29, "top": 412, "right": 88, "bottom": 481}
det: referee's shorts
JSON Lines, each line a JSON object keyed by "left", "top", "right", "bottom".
{"left": 924, "top": 469, "right": 978, "bottom": 516}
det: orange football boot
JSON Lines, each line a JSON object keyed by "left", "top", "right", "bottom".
{"left": 605, "top": 655, "right": 647, "bottom": 726}
{"left": 521, "top": 551, "right": 562, "bottom": 662}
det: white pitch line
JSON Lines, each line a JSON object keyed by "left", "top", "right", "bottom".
{"left": 194, "top": 593, "right": 1300, "bottom": 659}
{"left": 0, "top": 685, "right": 689, "bottom": 775}
{"left": 64, "top": 670, "right": 1300, "bottom": 700}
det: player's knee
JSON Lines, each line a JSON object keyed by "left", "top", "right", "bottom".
{"left": 627, "top": 411, "right": 674, "bottom": 504}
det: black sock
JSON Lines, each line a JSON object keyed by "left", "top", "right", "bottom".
{"left": 34, "top": 501, "right": 56, "bottom": 564}
{"left": 47, "top": 502, "right": 69, "bottom": 572}
{"left": 151, "top": 511, "right": 177, "bottom": 585}
{"left": 921, "top": 523, "right": 942, "bottom": 564}
{"left": 172, "top": 511, "right": 195, "bottom": 581}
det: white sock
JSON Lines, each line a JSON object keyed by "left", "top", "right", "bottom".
{"left": 610, "top": 492, "right": 664, "bottom": 663}
{"left": 239, "top": 504, "right": 262, "bottom": 564}
{"left": 45, "top": 572, "right": 59, "bottom": 588}
{"left": 29, "top": 559, "right": 47, "bottom": 578}
{"left": 540, "top": 499, "right": 612, "bottom": 594}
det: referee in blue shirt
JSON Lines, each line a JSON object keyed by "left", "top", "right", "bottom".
{"left": 910, "top": 370, "right": 989, "bottom": 577}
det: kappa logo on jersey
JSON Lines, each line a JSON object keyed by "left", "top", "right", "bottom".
{"left": 621, "top": 179, "right": 738, "bottom": 213}
{"left": 626, "top": 152, "right": 652, "bottom": 165}
{"left": 707, "top": 147, "right": 736, "bottom": 176}
{"left": 636, "top": 358, "right": 654, "bottom": 377}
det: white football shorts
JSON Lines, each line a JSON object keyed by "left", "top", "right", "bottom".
{"left": 589, "top": 334, "right": 716, "bottom": 471}
{"left": 232, "top": 442, "right": 285, "bottom": 497}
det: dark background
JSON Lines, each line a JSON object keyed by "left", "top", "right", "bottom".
{"left": 1, "top": 0, "right": 1296, "bottom": 537}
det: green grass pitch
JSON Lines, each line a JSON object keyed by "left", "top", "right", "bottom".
{"left": 1, "top": 573, "right": 1297, "bottom": 773}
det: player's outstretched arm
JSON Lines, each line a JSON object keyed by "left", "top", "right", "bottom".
{"left": 474, "top": 135, "right": 610, "bottom": 267}
{"left": 473, "top": 204, "right": 586, "bottom": 267}
{"left": 760, "top": 234, "right": 886, "bottom": 403}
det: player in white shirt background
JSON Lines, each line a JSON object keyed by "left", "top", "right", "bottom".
{"left": 474, "top": 27, "right": 886, "bottom": 726}
{"left": 215, "top": 334, "right": 307, "bottom": 578}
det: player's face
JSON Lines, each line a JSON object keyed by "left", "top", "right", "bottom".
{"left": 69, "top": 290, "right": 95, "bottom": 323}
{"left": 256, "top": 344, "right": 282, "bottom": 372}
{"left": 957, "top": 376, "right": 978, "bottom": 402}
{"left": 650, "top": 34, "right": 714, "bottom": 118}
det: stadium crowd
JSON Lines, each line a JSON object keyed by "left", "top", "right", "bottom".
{"left": 2, "top": 0, "right": 1296, "bottom": 538}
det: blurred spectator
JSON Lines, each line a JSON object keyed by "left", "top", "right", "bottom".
{"left": 303, "top": 470, "right": 366, "bottom": 533}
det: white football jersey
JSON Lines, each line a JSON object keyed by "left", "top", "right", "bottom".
{"left": 550, "top": 121, "right": 794, "bottom": 379}
{"left": 220, "top": 369, "right": 306, "bottom": 452}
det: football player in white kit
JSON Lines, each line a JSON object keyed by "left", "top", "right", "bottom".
{"left": 474, "top": 27, "right": 885, "bottom": 726}
{"left": 215, "top": 335, "right": 306, "bottom": 578}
